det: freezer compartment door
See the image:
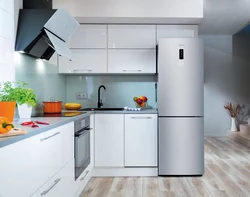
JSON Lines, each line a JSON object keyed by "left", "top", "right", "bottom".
{"left": 159, "top": 117, "right": 204, "bottom": 175}
{"left": 157, "top": 38, "right": 204, "bottom": 116}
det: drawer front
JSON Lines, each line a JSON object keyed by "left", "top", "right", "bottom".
{"left": 31, "top": 159, "right": 75, "bottom": 197}
{"left": 37, "top": 127, "right": 63, "bottom": 184}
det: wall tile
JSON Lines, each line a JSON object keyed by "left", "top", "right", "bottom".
{"left": 65, "top": 75, "right": 157, "bottom": 109}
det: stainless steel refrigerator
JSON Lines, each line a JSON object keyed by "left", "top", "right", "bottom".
{"left": 158, "top": 38, "right": 204, "bottom": 176}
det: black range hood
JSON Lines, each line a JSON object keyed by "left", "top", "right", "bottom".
{"left": 15, "top": 0, "right": 79, "bottom": 60}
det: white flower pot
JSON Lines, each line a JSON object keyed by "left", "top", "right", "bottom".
{"left": 18, "top": 104, "right": 32, "bottom": 118}
{"left": 230, "top": 117, "right": 238, "bottom": 132}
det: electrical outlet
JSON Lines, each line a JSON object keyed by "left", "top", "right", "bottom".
{"left": 76, "top": 92, "right": 88, "bottom": 99}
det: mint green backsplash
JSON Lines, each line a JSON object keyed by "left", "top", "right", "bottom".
{"left": 15, "top": 53, "right": 66, "bottom": 114}
{"left": 65, "top": 75, "right": 157, "bottom": 109}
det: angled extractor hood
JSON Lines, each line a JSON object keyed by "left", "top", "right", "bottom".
{"left": 15, "top": 5, "right": 79, "bottom": 60}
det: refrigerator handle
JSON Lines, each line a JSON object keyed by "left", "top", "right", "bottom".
{"left": 155, "top": 83, "right": 157, "bottom": 103}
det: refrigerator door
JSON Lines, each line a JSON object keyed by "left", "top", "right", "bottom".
{"left": 158, "top": 38, "right": 204, "bottom": 117}
{"left": 159, "top": 117, "right": 204, "bottom": 175}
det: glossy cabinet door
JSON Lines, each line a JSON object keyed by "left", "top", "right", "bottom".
{"left": 58, "top": 49, "right": 107, "bottom": 73}
{"left": 61, "top": 122, "right": 74, "bottom": 166}
{"left": 125, "top": 114, "right": 158, "bottom": 167}
{"left": 108, "top": 25, "right": 156, "bottom": 49}
{"left": 31, "top": 159, "right": 75, "bottom": 197}
{"left": 0, "top": 134, "right": 44, "bottom": 197}
{"left": 95, "top": 114, "right": 124, "bottom": 167}
{"left": 69, "top": 25, "right": 107, "bottom": 48}
{"left": 157, "top": 25, "right": 198, "bottom": 42}
{"left": 108, "top": 49, "right": 156, "bottom": 73}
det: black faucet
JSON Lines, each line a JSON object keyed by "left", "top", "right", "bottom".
{"left": 97, "top": 85, "right": 106, "bottom": 108}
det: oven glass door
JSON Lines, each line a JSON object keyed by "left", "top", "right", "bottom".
{"left": 75, "top": 128, "right": 90, "bottom": 180}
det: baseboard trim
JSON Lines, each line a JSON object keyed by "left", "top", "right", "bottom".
{"left": 92, "top": 167, "right": 158, "bottom": 177}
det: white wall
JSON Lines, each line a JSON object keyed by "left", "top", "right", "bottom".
{"left": 202, "top": 35, "right": 250, "bottom": 136}
{"left": 0, "top": 0, "right": 15, "bottom": 81}
{"left": 53, "top": 0, "right": 203, "bottom": 24}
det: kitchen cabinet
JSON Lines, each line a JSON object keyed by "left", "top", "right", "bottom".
{"left": 0, "top": 133, "right": 43, "bottom": 197}
{"left": 0, "top": 122, "right": 75, "bottom": 197}
{"left": 69, "top": 25, "right": 107, "bottom": 48}
{"left": 157, "top": 25, "right": 198, "bottom": 41}
{"left": 58, "top": 49, "right": 107, "bottom": 73}
{"left": 95, "top": 114, "right": 124, "bottom": 167}
{"left": 108, "top": 25, "right": 156, "bottom": 49}
{"left": 31, "top": 159, "right": 75, "bottom": 197}
{"left": 125, "top": 114, "right": 157, "bottom": 166}
{"left": 61, "top": 122, "right": 74, "bottom": 166}
{"left": 108, "top": 49, "right": 156, "bottom": 73}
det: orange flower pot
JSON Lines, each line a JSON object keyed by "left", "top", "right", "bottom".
{"left": 0, "top": 102, "right": 16, "bottom": 122}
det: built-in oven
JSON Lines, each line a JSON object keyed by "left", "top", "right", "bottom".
{"left": 74, "top": 116, "right": 91, "bottom": 180}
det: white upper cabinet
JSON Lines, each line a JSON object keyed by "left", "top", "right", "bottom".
{"left": 95, "top": 114, "right": 124, "bottom": 167}
{"left": 108, "top": 25, "right": 156, "bottom": 49}
{"left": 58, "top": 49, "right": 107, "bottom": 73}
{"left": 69, "top": 25, "right": 107, "bottom": 48}
{"left": 125, "top": 114, "right": 157, "bottom": 167}
{"left": 108, "top": 49, "right": 156, "bottom": 73}
{"left": 157, "top": 25, "right": 198, "bottom": 42}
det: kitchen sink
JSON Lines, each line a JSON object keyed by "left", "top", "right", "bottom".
{"left": 78, "top": 108, "right": 124, "bottom": 111}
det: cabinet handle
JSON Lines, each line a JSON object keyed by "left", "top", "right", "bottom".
{"left": 80, "top": 170, "right": 89, "bottom": 181}
{"left": 131, "top": 117, "right": 152, "bottom": 119}
{"left": 72, "top": 69, "right": 92, "bottom": 72}
{"left": 40, "top": 132, "right": 60, "bottom": 141}
{"left": 41, "top": 178, "right": 61, "bottom": 196}
{"left": 122, "top": 69, "right": 142, "bottom": 72}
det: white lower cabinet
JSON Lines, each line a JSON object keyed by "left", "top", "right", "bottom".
{"left": 0, "top": 122, "right": 75, "bottom": 197}
{"left": 31, "top": 159, "right": 75, "bottom": 197}
{"left": 95, "top": 114, "right": 124, "bottom": 167}
{"left": 125, "top": 114, "right": 158, "bottom": 167}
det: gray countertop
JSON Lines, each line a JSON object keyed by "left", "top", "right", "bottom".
{"left": 0, "top": 109, "right": 158, "bottom": 148}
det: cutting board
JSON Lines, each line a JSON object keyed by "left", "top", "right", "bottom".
{"left": 0, "top": 128, "right": 26, "bottom": 138}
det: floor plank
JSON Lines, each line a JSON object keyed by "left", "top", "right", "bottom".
{"left": 80, "top": 137, "right": 250, "bottom": 197}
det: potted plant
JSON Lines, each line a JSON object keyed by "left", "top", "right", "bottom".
{"left": 224, "top": 102, "right": 242, "bottom": 131}
{"left": 0, "top": 81, "right": 17, "bottom": 122}
{"left": 15, "top": 81, "right": 37, "bottom": 118}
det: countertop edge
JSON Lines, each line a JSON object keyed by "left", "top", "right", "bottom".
{"left": 0, "top": 109, "right": 158, "bottom": 148}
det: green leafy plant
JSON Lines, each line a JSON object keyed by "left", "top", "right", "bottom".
{"left": 14, "top": 81, "right": 37, "bottom": 107}
{"left": 0, "top": 81, "right": 17, "bottom": 102}
{"left": 0, "top": 81, "right": 37, "bottom": 107}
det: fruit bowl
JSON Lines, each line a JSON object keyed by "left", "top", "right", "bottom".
{"left": 133, "top": 96, "right": 148, "bottom": 109}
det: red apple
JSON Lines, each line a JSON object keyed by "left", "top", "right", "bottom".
{"left": 141, "top": 96, "right": 148, "bottom": 102}
{"left": 136, "top": 98, "right": 143, "bottom": 104}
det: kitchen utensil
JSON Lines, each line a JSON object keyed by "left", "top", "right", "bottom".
{"left": 0, "top": 128, "right": 26, "bottom": 138}
{"left": 43, "top": 97, "right": 62, "bottom": 114}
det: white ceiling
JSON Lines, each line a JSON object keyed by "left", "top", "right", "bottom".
{"left": 199, "top": 0, "right": 250, "bottom": 35}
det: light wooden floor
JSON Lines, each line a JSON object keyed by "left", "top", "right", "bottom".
{"left": 81, "top": 137, "right": 250, "bottom": 197}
